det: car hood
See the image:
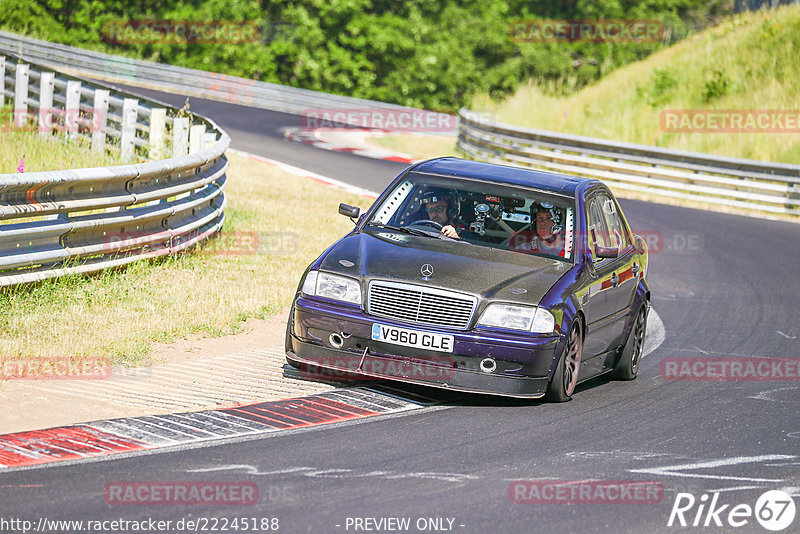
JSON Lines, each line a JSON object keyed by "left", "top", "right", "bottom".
{"left": 318, "top": 230, "right": 573, "bottom": 304}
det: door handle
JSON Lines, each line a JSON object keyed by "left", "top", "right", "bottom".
{"left": 631, "top": 262, "right": 639, "bottom": 275}
{"left": 611, "top": 272, "right": 619, "bottom": 287}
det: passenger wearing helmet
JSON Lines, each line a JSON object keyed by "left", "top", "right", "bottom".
{"left": 509, "top": 202, "right": 566, "bottom": 257}
{"left": 419, "top": 187, "right": 464, "bottom": 238}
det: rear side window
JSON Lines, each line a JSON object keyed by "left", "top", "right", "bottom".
{"left": 600, "top": 195, "right": 629, "bottom": 250}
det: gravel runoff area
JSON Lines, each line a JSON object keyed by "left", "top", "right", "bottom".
{"left": 0, "top": 314, "right": 336, "bottom": 435}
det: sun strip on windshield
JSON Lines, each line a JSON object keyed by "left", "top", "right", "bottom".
{"left": 373, "top": 180, "right": 414, "bottom": 224}
{"left": 564, "top": 208, "right": 574, "bottom": 259}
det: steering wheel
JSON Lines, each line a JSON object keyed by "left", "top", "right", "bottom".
{"left": 408, "top": 219, "right": 444, "bottom": 231}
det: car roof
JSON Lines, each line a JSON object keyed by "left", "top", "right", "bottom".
{"left": 411, "top": 157, "right": 600, "bottom": 197}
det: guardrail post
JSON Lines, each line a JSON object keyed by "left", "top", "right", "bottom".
{"left": 38, "top": 72, "right": 54, "bottom": 136}
{"left": 788, "top": 183, "right": 800, "bottom": 215}
{"left": 0, "top": 49, "right": 231, "bottom": 286}
{"left": 92, "top": 89, "right": 109, "bottom": 152}
{"left": 172, "top": 117, "right": 189, "bottom": 157}
{"left": 0, "top": 56, "right": 5, "bottom": 108}
{"left": 13, "top": 63, "right": 29, "bottom": 127}
{"left": 189, "top": 124, "right": 206, "bottom": 153}
{"left": 65, "top": 80, "right": 81, "bottom": 139}
{"left": 149, "top": 108, "right": 166, "bottom": 160}
{"left": 120, "top": 98, "right": 138, "bottom": 161}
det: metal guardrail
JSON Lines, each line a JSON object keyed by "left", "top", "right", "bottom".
{"left": 0, "top": 53, "right": 230, "bottom": 286}
{"left": 0, "top": 30, "right": 453, "bottom": 124}
{"left": 458, "top": 109, "right": 800, "bottom": 216}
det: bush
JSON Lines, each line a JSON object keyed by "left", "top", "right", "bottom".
{"left": 702, "top": 69, "right": 731, "bottom": 102}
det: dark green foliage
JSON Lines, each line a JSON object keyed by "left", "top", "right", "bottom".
{"left": 637, "top": 68, "right": 678, "bottom": 107}
{"left": 0, "top": 0, "right": 735, "bottom": 111}
{"left": 702, "top": 69, "right": 731, "bottom": 102}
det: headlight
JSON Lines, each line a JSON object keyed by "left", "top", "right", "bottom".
{"left": 477, "top": 304, "right": 555, "bottom": 334}
{"left": 301, "top": 270, "right": 361, "bottom": 305}
{"left": 301, "top": 270, "right": 318, "bottom": 295}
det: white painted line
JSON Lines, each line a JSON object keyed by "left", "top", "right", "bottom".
{"left": 708, "top": 485, "right": 770, "bottom": 493}
{"left": 187, "top": 464, "right": 477, "bottom": 483}
{"left": 324, "top": 390, "right": 418, "bottom": 412}
{"left": 642, "top": 308, "right": 664, "bottom": 359}
{"left": 781, "top": 486, "right": 800, "bottom": 497}
{"left": 748, "top": 386, "right": 800, "bottom": 402}
{"left": 629, "top": 454, "right": 797, "bottom": 483}
{"left": 187, "top": 465, "right": 314, "bottom": 476}
{"left": 229, "top": 148, "right": 379, "bottom": 198}
{"left": 87, "top": 421, "right": 180, "bottom": 445}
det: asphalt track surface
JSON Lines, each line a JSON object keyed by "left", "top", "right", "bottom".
{"left": 2, "top": 86, "right": 799, "bottom": 534}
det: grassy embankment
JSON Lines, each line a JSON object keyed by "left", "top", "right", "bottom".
{"left": 0, "top": 122, "right": 370, "bottom": 368}
{"left": 472, "top": 5, "right": 800, "bottom": 164}
{"left": 0, "top": 107, "right": 120, "bottom": 174}
{"left": 381, "top": 6, "right": 800, "bottom": 178}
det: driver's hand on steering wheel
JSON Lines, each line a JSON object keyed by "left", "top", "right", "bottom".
{"left": 441, "top": 225, "right": 459, "bottom": 239}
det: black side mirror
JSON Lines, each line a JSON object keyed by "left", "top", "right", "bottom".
{"left": 339, "top": 203, "right": 360, "bottom": 219}
{"left": 595, "top": 246, "right": 619, "bottom": 259}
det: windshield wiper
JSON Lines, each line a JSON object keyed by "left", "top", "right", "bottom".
{"left": 366, "top": 223, "right": 435, "bottom": 238}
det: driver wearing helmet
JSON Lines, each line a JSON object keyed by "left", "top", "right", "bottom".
{"left": 509, "top": 202, "right": 566, "bottom": 257}
{"left": 419, "top": 187, "right": 464, "bottom": 238}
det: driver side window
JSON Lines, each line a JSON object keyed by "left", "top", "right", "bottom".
{"left": 587, "top": 197, "right": 610, "bottom": 260}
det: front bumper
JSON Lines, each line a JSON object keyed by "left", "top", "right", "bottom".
{"left": 286, "top": 296, "right": 563, "bottom": 398}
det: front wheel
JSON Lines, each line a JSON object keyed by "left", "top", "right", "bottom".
{"left": 612, "top": 302, "right": 648, "bottom": 380}
{"left": 545, "top": 320, "right": 583, "bottom": 402}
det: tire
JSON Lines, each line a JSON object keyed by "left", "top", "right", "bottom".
{"left": 612, "top": 302, "right": 648, "bottom": 380}
{"left": 545, "top": 319, "right": 583, "bottom": 402}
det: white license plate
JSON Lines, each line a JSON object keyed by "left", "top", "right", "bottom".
{"left": 371, "top": 323, "right": 454, "bottom": 353}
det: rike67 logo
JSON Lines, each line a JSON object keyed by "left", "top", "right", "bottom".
{"left": 668, "top": 490, "right": 796, "bottom": 531}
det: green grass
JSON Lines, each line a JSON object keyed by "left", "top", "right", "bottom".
{"left": 0, "top": 152, "right": 372, "bottom": 367}
{"left": 470, "top": 5, "right": 800, "bottom": 165}
{"left": 0, "top": 105, "right": 122, "bottom": 173}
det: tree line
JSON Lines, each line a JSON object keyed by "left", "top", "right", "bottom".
{"left": 2, "top": 0, "right": 732, "bottom": 111}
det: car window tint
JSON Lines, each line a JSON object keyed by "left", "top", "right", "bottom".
{"left": 600, "top": 195, "right": 628, "bottom": 249}
{"left": 587, "top": 197, "right": 610, "bottom": 255}
{"left": 366, "top": 173, "right": 576, "bottom": 262}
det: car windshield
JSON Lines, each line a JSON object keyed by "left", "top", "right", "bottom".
{"left": 365, "top": 172, "right": 576, "bottom": 262}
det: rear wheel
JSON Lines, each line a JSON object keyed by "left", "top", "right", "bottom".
{"left": 545, "top": 320, "right": 583, "bottom": 402}
{"left": 613, "top": 302, "right": 648, "bottom": 380}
